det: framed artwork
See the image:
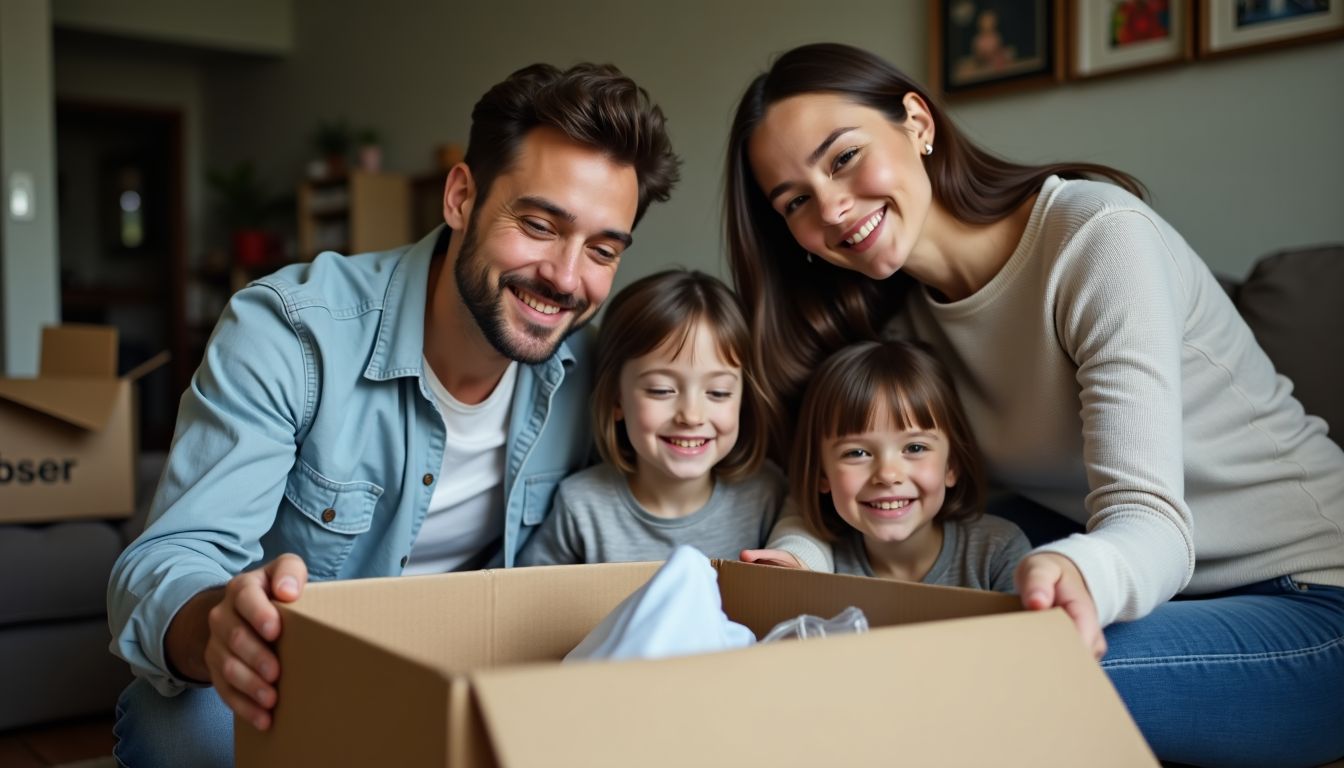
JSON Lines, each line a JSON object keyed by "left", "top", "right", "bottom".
{"left": 1068, "top": 1, "right": 1193, "bottom": 78}
{"left": 1198, "top": 0, "right": 1344, "bottom": 58}
{"left": 930, "top": 0, "right": 1065, "bottom": 98}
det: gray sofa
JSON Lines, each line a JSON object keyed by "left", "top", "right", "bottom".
{"left": 0, "top": 244, "right": 1338, "bottom": 732}
{"left": 0, "top": 452, "right": 165, "bottom": 730}
{"left": 1221, "top": 244, "right": 1342, "bottom": 449}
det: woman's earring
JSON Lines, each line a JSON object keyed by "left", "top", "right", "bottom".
{"left": 923, "top": 143, "right": 934, "bottom": 156}
{"left": 806, "top": 252, "right": 814, "bottom": 264}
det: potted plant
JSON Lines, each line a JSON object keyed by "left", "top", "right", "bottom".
{"left": 206, "top": 161, "right": 283, "bottom": 268}
{"left": 312, "top": 119, "right": 352, "bottom": 178}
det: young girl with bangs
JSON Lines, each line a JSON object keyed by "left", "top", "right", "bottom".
{"left": 517, "top": 269, "right": 785, "bottom": 566}
{"left": 750, "top": 340, "right": 1028, "bottom": 592}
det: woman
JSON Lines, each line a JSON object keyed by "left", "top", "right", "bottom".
{"left": 726, "top": 42, "right": 1344, "bottom": 767}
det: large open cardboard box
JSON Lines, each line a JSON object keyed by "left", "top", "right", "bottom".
{"left": 238, "top": 561, "right": 1156, "bottom": 767}
{"left": 0, "top": 324, "right": 166, "bottom": 523}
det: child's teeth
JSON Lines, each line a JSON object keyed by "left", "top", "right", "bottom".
{"left": 870, "top": 499, "right": 910, "bottom": 510}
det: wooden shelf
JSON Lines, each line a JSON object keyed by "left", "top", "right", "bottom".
{"left": 62, "top": 284, "right": 163, "bottom": 309}
{"left": 297, "top": 170, "right": 410, "bottom": 258}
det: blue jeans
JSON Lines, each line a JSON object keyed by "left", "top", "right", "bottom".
{"left": 113, "top": 678, "right": 232, "bottom": 768}
{"left": 1104, "top": 577, "right": 1344, "bottom": 768}
{"left": 990, "top": 494, "right": 1344, "bottom": 766}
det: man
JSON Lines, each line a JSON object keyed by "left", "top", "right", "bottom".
{"left": 108, "top": 62, "right": 679, "bottom": 767}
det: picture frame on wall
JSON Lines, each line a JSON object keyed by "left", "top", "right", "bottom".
{"left": 929, "top": 0, "right": 1064, "bottom": 98}
{"left": 1068, "top": 1, "right": 1193, "bottom": 78}
{"left": 1198, "top": 0, "right": 1344, "bottom": 58}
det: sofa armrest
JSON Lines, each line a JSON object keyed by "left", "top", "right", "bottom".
{"left": 1233, "top": 244, "right": 1344, "bottom": 447}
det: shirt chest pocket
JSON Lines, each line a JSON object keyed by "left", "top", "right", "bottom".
{"left": 520, "top": 470, "right": 568, "bottom": 527}
{"left": 282, "top": 460, "right": 384, "bottom": 577}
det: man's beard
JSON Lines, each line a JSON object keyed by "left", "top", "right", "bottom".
{"left": 454, "top": 217, "right": 590, "bottom": 365}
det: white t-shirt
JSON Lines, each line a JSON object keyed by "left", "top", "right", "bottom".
{"left": 402, "top": 357, "right": 517, "bottom": 575}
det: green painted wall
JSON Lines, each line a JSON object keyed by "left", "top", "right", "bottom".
{"left": 0, "top": 0, "right": 59, "bottom": 375}
{"left": 202, "top": 0, "right": 1344, "bottom": 295}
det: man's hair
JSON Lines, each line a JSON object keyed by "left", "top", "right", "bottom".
{"left": 466, "top": 62, "right": 680, "bottom": 225}
{"left": 591, "top": 269, "right": 767, "bottom": 481}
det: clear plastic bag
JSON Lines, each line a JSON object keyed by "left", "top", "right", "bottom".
{"left": 759, "top": 605, "right": 869, "bottom": 643}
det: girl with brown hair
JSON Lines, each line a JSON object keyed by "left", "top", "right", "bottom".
{"left": 769, "top": 340, "right": 1029, "bottom": 591}
{"left": 517, "top": 269, "right": 785, "bottom": 565}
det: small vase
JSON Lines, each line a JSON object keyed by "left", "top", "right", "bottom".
{"left": 358, "top": 144, "right": 382, "bottom": 173}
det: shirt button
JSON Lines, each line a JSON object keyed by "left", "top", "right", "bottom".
{"left": 400, "top": 556, "right": 409, "bottom": 568}
{"left": 321, "top": 508, "right": 336, "bottom": 523}
{"left": 423, "top": 473, "right": 434, "bottom": 486}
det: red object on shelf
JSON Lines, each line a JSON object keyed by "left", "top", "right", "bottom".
{"left": 232, "top": 229, "right": 271, "bottom": 267}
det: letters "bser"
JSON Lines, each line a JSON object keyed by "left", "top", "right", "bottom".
{"left": 0, "top": 454, "right": 78, "bottom": 484}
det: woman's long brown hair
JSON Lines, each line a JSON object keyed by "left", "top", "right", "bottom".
{"left": 725, "top": 42, "right": 1143, "bottom": 462}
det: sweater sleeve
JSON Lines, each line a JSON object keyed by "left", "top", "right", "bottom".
{"left": 764, "top": 497, "right": 835, "bottom": 572}
{"left": 1032, "top": 209, "right": 1196, "bottom": 626}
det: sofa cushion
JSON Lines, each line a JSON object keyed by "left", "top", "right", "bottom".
{"left": 0, "top": 520, "right": 124, "bottom": 625}
{"left": 1234, "top": 245, "right": 1344, "bottom": 447}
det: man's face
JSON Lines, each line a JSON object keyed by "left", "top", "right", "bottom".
{"left": 455, "top": 127, "right": 639, "bottom": 364}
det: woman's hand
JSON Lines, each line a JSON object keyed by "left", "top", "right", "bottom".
{"left": 740, "top": 548, "right": 806, "bottom": 569}
{"left": 1015, "top": 552, "right": 1106, "bottom": 660}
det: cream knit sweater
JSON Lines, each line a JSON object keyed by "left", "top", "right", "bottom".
{"left": 895, "top": 176, "right": 1344, "bottom": 626}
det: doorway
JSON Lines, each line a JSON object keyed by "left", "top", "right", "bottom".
{"left": 55, "top": 101, "right": 186, "bottom": 451}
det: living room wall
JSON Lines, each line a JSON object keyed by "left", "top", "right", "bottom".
{"left": 201, "top": 0, "right": 1344, "bottom": 295}
{"left": 0, "top": 0, "right": 60, "bottom": 376}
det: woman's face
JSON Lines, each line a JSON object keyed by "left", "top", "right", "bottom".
{"left": 747, "top": 92, "right": 933, "bottom": 281}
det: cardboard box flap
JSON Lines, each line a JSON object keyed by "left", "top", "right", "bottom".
{"left": 282, "top": 573, "right": 495, "bottom": 673}
{"left": 281, "top": 565, "right": 662, "bottom": 675}
{"left": 240, "top": 608, "right": 453, "bottom": 767}
{"left": 123, "top": 350, "right": 172, "bottom": 382}
{"left": 0, "top": 377, "right": 123, "bottom": 430}
{"left": 715, "top": 558, "right": 1019, "bottom": 635}
{"left": 39, "top": 324, "right": 117, "bottom": 377}
{"left": 469, "top": 609, "right": 1156, "bottom": 768}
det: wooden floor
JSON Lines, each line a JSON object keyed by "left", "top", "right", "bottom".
{"left": 0, "top": 714, "right": 114, "bottom": 767}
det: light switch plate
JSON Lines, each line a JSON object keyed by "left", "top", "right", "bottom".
{"left": 8, "top": 171, "right": 36, "bottom": 221}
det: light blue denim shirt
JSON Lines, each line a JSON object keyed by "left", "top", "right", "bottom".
{"left": 108, "top": 227, "right": 594, "bottom": 695}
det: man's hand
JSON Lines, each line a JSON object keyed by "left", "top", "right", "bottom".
{"left": 740, "top": 548, "right": 806, "bottom": 569}
{"left": 1015, "top": 552, "right": 1106, "bottom": 660}
{"left": 166, "top": 554, "right": 309, "bottom": 731}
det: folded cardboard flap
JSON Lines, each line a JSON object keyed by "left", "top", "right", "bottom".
{"left": 252, "top": 608, "right": 452, "bottom": 767}
{"left": 238, "top": 562, "right": 1157, "bottom": 768}
{"left": 0, "top": 323, "right": 169, "bottom": 523}
{"left": 0, "top": 325, "right": 170, "bottom": 431}
{"left": 0, "top": 378, "right": 123, "bottom": 431}
{"left": 40, "top": 324, "right": 117, "bottom": 377}
{"left": 715, "top": 558, "right": 1020, "bottom": 634}
{"left": 244, "top": 566, "right": 664, "bottom": 767}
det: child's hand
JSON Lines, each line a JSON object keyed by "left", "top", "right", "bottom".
{"left": 1015, "top": 552, "right": 1106, "bottom": 660}
{"left": 739, "top": 549, "right": 806, "bottom": 569}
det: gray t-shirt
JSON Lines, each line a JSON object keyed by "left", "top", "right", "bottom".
{"left": 833, "top": 515, "right": 1030, "bottom": 593}
{"left": 517, "top": 462, "right": 786, "bottom": 565}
